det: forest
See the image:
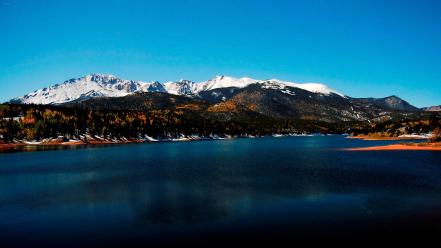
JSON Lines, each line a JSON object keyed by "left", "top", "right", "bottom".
{"left": 0, "top": 104, "right": 346, "bottom": 143}
{"left": 349, "top": 113, "right": 441, "bottom": 139}
{"left": 1, "top": 102, "right": 440, "bottom": 143}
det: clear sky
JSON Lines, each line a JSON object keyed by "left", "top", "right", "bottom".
{"left": 1, "top": 0, "right": 440, "bottom": 107}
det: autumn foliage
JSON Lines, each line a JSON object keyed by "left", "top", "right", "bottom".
{"left": 431, "top": 127, "right": 441, "bottom": 142}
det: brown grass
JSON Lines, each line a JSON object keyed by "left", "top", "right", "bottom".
{"left": 207, "top": 101, "right": 238, "bottom": 112}
{"left": 176, "top": 103, "right": 202, "bottom": 111}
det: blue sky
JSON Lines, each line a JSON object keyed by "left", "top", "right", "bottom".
{"left": 1, "top": 0, "right": 440, "bottom": 107}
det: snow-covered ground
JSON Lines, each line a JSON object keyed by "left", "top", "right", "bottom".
{"left": 398, "top": 133, "right": 432, "bottom": 139}
{"left": 10, "top": 132, "right": 327, "bottom": 147}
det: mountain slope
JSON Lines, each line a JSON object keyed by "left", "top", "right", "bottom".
{"left": 422, "top": 105, "right": 441, "bottom": 112}
{"left": 11, "top": 74, "right": 343, "bottom": 104}
{"left": 9, "top": 73, "right": 423, "bottom": 124}
{"left": 350, "top": 96, "right": 419, "bottom": 112}
{"left": 59, "top": 82, "right": 421, "bottom": 124}
{"left": 206, "top": 83, "right": 383, "bottom": 122}
{"left": 63, "top": 92, "right": 208, "bottom": 111}
{"left": 10, "top": 74, "right": 165, "bottom": 104}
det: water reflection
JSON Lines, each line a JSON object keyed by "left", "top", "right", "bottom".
{"left": 0, "top": 136, "right": 441, "bottom": 243}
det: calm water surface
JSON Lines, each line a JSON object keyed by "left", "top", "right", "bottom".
{"left": 1, "top": 136, "right": 441, "bottom": 246}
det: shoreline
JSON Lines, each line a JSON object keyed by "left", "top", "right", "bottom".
{"left": 346, "top": 135, "right": 430, "bottom": 141}
{"left": 346, "top": 142, "right": 441, "bottom": 151}
{"left": 0, "top": 140, "right": 135, "bottom": 151}
{"left": 0, "top": 133, "right": 317, "bottom": 152}
{"left": 3, "top": 135, "right": 440, "bottom": 153}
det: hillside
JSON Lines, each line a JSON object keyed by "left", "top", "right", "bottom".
{"left": 3, "top": 73, "right": 439, "bottom": 144}
{"left": 57, "top": 80, "right": 423, "bottom": 124}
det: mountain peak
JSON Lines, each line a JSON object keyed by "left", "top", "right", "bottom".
{"left": 82, "top": 74, "right": 123, "bottom": 84}
{"left": 214, "top": 75, "right": 225, "bottom": 80}
{"left": 177, "top": 79, "right": 194, "bottom": 84}
{"left": 355, "top": 95, "right": 418, "bottom": 112}
{"left": 209, "top": 75, "right": 232, "bottom": 81}
{"left": 84, "top": 73, "right": 117, "bottom": 80}
{"left": 385, "top": 95, "right": 400, "bottom": 99}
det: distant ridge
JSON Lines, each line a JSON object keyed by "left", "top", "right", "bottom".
{"left": 422, "top": 105, "right": 441, "bottom": 112}
{"left": 349, "top": 95, "right": 420, "bottom": 112}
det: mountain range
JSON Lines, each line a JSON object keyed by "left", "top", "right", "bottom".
{"left": 9, "top": 74, "right": 434, "bottom": 123}
{"left": 10, "top": 74, "right": 343, "bottom": 104}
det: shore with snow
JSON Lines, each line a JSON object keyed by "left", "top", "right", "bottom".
{"left": 0, "top": 133, "right": 323, "bottom": 152}
{"left": 347, "top": 133, "right": 432, "bottom": 141}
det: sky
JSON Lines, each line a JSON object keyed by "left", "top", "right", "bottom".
{"left": 0, "top": 0, "right": 440, "bottom": 107}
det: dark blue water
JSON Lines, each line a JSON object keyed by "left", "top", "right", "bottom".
{"left": 1, "top": 136, "right": 441, "bottom": 246}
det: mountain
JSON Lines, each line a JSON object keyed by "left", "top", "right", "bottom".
{"left": 9, "top": 73, "right": 423, "bottom": 123}
{"left": 2, "top": 74, "right": 434, "bottom": 143}
{"left": 349, "top": 95, "right": 419, "bottom": 112}
{"left": 205, "top": 83, "right": 357, "bottom": 121}
{"left": 204, "top": 83, "right": 424, "bottom": 122}
{"left": 57, "top": 82, "right": 423, "bottom": 124}
{"left": 63, "top": 92, "right": 208, "bottom": 111}
{"left": 422, "top": 105, "right": 441, "bottom": 112}
{"left": 10, "top": 74, "right": 166, "bottom": 105}
{"left": 11, "top": 74, "right": 343, "bottom": 104}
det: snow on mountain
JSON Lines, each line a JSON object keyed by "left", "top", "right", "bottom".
{"left": 198, "top": 76, "right": 258, "bottom": 91}
{"left": 165, "top": 76, "right": 343, "bottom": 96}
{"left": 194, "top": 76, "right": 342, "bottom": 96}
{"left": 11, "top": 74, "right": 344, "bottom": 104}
{"left": 286, "top": 82, "right": 343, "bottom": 96}
{"left": 163, "top": 80, "right": 198, "bottom": 95}
{"left": 12, "top": 74, "right": 163, "bottom": 104}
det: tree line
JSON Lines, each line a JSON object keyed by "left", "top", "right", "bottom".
{"left": 0, "top": 104, "right": 341, "bottom": 142}
{"left": 349, "top": 113, "right": 441, "bottom": 138}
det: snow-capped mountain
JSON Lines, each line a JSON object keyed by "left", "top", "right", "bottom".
{"left": 164, "top": 76, "right": 343, "bottom": 96}
{"left": 11, "top": 74, "right": 165, "bottom": 105}
{"left": 11, "top": 74, "right": 344, "bottom": 104}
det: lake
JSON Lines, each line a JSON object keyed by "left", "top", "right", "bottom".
{"left": 1, "top": 135, "right": 441, "bottom": 246}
